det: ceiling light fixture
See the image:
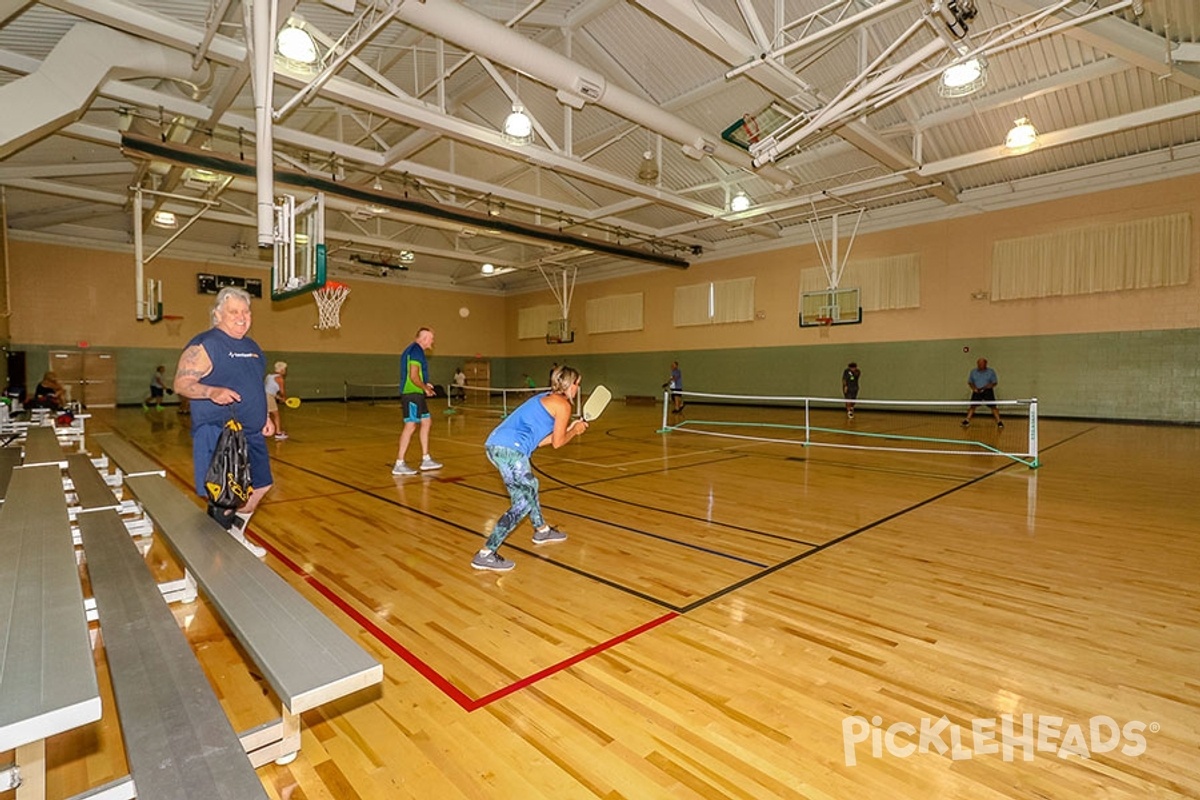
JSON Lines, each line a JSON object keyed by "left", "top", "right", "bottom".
{"left": 502, "top": 105, "right": 533, "bottom": 146}
{"left": 151, "top": 210, "right": 177, "bottom": 229}
{"left": 276, "top": 22, "right": 318, "bottom": 67}
{"left": 637, "top": 150, "right": 659, "bottom": 184}
{"left": 366, "top": 176, "right": 387, "bottom": 214}
{"left": 1004, "top": 117, "right": 1039, "bottom": 154}
{"left": 481, "top": 263, "right": 496, "bottom": 274}
{"left": 939, "top": 55, "right": 987, "bottom": 98}
{"left": 730, "top": 191, "right": 751, "bottom": 213}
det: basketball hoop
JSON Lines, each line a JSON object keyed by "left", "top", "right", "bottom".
{"left": 313, "top": 281, "right": 350, "bottom": 329}
{"left": 817, "top": 316, "right": 833, "bottom": 338}
{"left": 161, "top": 314, "right": 185, "bottom": 337}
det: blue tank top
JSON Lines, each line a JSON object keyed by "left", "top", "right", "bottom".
{"left": 485, "top": 392, "right": 555, "bottom": 457}
{"left": 186, "top": 328, "right": 267, "bottom": 431}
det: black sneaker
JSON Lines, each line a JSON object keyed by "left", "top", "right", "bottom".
{"left": 997, "top": 420, "right": 1004, "bottom": 429}
{"left": 960, "top": 419, "right": 970, "bottom": 428}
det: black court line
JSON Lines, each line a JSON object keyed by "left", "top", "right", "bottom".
{"left": 533, "top": 452, "right": 824, "bottom": 546}
{"left": 675, "top": 426, "right": 1096, "bottom": 613}
{"left": 449, "top": 478, "right": 781, "bottom": 569}
{"left": 265, "top": 456, "right": 682, "bottom": 610}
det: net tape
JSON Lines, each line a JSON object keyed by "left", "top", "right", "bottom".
{"left": 313, "top": 282, "right": 350, "bottom": 330}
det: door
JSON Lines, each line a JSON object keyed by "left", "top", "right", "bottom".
{"left": 49, "top": 350, "right": 118, "bottom": 407}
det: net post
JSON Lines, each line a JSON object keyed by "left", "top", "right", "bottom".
{"left": 1028, "top": 398, "right": 1040, "bottom": 468}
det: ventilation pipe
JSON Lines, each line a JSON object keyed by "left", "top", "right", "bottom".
{"left": 252, "top": 0, "right": 276, "bottom": 248}
{"left": 0, "top": 22, "right": 208, "bottom": 158}
{"left": 393, "top": 0, "right": 793, "bottom": 188}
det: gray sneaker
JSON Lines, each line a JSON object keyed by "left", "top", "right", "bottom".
{"left": 392, "top": 460, "right": 417, "bottom": 476}
{"left": 420, "top": 455, "right": 443, "bottom": 471}
{"left": 532, "top": 526, "right": 567, "bottom": 544}
{"left": 471, "top": 549, "right": 515, "bottom": 571}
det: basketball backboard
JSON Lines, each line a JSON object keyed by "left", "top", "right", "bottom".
{"left": 799, "top": 287, "right": 862, "bottom": 327}
{"left": 272, "top": 193, "right": 326, "bottom": 300}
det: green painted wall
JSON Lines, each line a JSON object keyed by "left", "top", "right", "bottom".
{"left": 14, "top": 327, "right": 1199, "bottom": 423}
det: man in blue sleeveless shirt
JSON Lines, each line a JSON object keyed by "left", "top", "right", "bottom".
{"left": 173, "top": 287, "right": 274, "bottom": 557}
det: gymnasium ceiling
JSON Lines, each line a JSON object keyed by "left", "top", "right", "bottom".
{"left": 0, "top": 0, "right": 1198, "bottom": 295}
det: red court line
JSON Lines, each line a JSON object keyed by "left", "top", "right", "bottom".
{"left": 258, "top": 535, "right": 678, "bottom": 712}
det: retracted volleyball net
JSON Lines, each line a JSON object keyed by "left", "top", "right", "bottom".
{"left": 660, "top": 389, "right": 1039, "bottom": 467}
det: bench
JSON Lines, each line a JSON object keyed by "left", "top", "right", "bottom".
{"left": 91, "top": 433, "right": 166, "bottom": 478}
{"left": 21, "top": 425, "right": 66, "bottom": 468}
{"left": 78, "top": 509, "right": 269, "bottom": 800}
{"left": 0, "top": 446, "right": 19, "bottom": 501}
{"left": 65, "top": 453, "right": 122, "bottom": 513}
{"left": 123, "top": 475, "right": 383, "bottom": 763}
{"left": 95, "top": 434, "right": 383, "bottom": 766}
{"left": 0, "top": 464, "right": 101, "bottom": 795}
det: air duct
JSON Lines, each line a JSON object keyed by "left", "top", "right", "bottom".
{"left": 0, "top": 22, "right": 208, "bottom": 158}
{"left": 392, "top": 0, "right": 792, "bottom": 188}
{"left": 120, "top": 133, "right": 692, "bottom": 269}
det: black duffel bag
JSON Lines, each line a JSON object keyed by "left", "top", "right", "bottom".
{"left": 204, "top": 418, "right": 253, "bottom": 528}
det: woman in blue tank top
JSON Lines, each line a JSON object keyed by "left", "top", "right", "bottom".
{"left": 471, "top": 365, "right": 589, "bottom": 572}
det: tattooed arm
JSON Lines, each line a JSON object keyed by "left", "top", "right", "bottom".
{"left": 173, "top": 344, "right": 241, "bottom": 405}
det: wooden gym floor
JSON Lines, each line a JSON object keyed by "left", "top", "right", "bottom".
{"left": 12, "top": 399, "right": 1199, "bottom": 800}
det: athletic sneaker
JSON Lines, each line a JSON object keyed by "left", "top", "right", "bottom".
{"left": 997, "top": 420, "right": 1005, "bottom": 429}
{"left": 847, "top": 411, "right": 854, "bottom": 419}
{"left": 275, "top": 432, "right": 289, "bottom": 440}
{"left": 229, "top": 517, "right": 267, "bottom": 559}
{"left": 961, "top": 419, "right": 970, "bottom": 427}
{"left": 420, "top": 455, "right": 443, "bottom": 471}
{"left": 239, "top": 538, "right": 267, "bottom": 559}
{"left": 532, "top": 526, "right": 567, "bottom": 544}
{"left": 392, "top": 460, "right": 417, "bottom": 476}
{"left": 471, "top": 549, "right": 515, "bottom": 571}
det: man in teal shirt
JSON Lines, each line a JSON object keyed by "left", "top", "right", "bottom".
{"left": 392, "top": 327, "right": 444, "bottom": 475}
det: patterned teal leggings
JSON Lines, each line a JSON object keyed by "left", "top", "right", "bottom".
{"left": 485, "top": 445, "right": 544, "bottom": 551}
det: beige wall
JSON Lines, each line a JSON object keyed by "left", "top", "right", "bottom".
{"left": 7, "top": 172, "right": 1200, "bottom": 358}
{"left": 507, "top": 173, "right": 1200, "bottom": 355}
{"left": 8, "top": 242, "right": 508, "bottom": 358}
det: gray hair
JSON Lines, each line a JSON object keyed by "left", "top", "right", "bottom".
{"left": 210, "top": 286, "right": 253, "bottom": 326}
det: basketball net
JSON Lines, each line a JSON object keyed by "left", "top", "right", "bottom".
{"left": 313, "top": 281, "right": 350, "bottom": 329}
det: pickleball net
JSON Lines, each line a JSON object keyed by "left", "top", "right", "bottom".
{"left": 343, "top": 381, "right": 402, "bottom": 405}
{"left": 659, "top": 389, "right": 1039, "bottom": 467}
{"left": 445, "top": 383, "right": 581, "bottom": 417}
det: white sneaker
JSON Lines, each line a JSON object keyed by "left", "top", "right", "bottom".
{"left": 392, "top": 460, "right": 417, "bottom": 476}
{"left": 420, "top": 455, "right": 443, "bottom": 471}
{"left": 275, "top": 432, "right": 289, "bottom": 440}
{"left": 228, "top": 522, "right": 267, "bottom": 559}
{"left": 240, "top": 538, "right": 267, "bottom": 558}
